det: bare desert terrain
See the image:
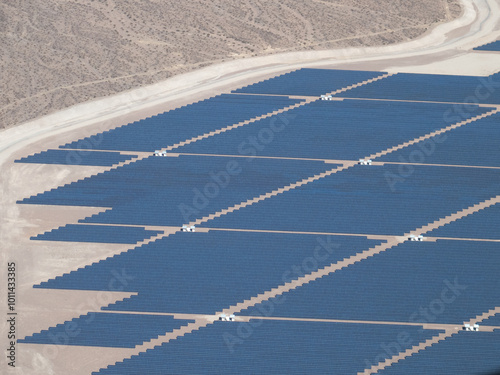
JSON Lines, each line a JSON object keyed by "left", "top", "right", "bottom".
{"left": 0, "top": 0, "right": 461, "bottom": 129}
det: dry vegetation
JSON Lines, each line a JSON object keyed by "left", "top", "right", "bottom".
{"left": 0, "top": 0, "right": 461, "bottom": 129}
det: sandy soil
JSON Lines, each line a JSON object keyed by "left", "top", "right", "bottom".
{"left": 1, "top": 0, "right": 500, "bottom": 374}
{"left": 0, "top": 0, "right": 462, "bottom": 130}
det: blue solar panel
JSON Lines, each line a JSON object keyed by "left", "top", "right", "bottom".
{"left": 239, "top": 240, "right": 500, "bottom": 325}
{"left": 15, "top": 149, "right": 137, "bottom": 166}
{"left": 380, "top": 331, "right": 500, "bottom": 375}
{"left": 336, "top": 72, "right": 500, "bottom": 104}
{"left": 31, "top": 224, "right": 163, "bottom": 244}
{"left": 232, "top": 68, "right": 386, "bottom": 96}
{"left": 204, "top": 165, "right": 500, "bottom": 236}
{"left": 483, "top": 313, "right": 500, "bottom": 326}
{"left": 379, "top": 113, "right": 500, "bottom": 167}
{"left": 34, "top": 231, "right": 383, "bottom": 315}
{"left": 474, "top": 40, "right": 500, "bottom": 51}
{"left": 94, "top": 320, "right": 442, "bottom": 375}
{"left": 19, "top": 312, "right": 194, "bottom": 348}
{"left": 428, "top": 203, "right": 500, "bottom": 240}
{"left": 18, "top": 155, "right": 337, "bottom": 227}
{"left": 58, "top": 94, "right": 303, "bottom": 152}
{"left": 176, "top": 99, "right": 492, "bottom": 160}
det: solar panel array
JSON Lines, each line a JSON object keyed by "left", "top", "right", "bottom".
{"left": 17, "top": 68, "right": 500, "bottom": 374}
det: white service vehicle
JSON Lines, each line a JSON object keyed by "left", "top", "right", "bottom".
{"left": 409, "top": 234, "right": 424, "bottom": 241}
{"left": 219, "top": 314, "right": 236, "bottom": 322}
{"left": 462, "top": 323, "right": 479, "bottom": 331}
{"left": 154, "top": 150, "right": 168, "bottom": 157}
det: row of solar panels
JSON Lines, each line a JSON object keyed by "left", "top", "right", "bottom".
{"left": 57, "top": 94, "right": 304, "bottom": 153}
{"left": 233, "top": 68, "right": 500, "bottom": 105}
{"left": 474, "top": 40, "right": 500, "bottom": 52}
{"left": 483, "top": 313, "right": 500, "bottom": 326}
{"left": 19, "top": 312, "right": 193, "bottom": 348}
{"left": 232, "top": 68, "right": 387, "bottom": 96}
{"left": 32, "top": 224, "right": 162, "bottom": 244}
{"left": 15, "top": 150, "right": 137, "bottom": 166}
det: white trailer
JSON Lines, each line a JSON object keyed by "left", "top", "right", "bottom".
{"left": 154, "top": 150, "right": 168, "bottom": 157}
{"left": 219, "top": 314, "right": 236, "bottom": 322}
{"left": 409, "top": 234, "right": 424, "bottom": 241}
{"left": 462, "top": 323, "right": 479, "bottom": 331}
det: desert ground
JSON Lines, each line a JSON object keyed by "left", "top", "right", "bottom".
{"left": 0, "top": 0, "right": 461, "bottom": 130}
{"left": 2, "top": 0, "right": 500, "bottom": 374}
